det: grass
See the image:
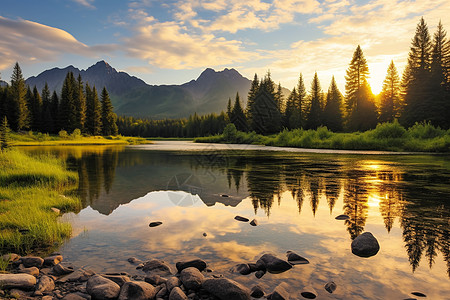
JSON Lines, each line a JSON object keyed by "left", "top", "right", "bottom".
{"left": 195, "top": 121, "right": 450, "bottom": 152}
{"left": 0, "top": 149, "right": 81, "bottom": 255}
{"left": 10, "top": 131, "right": 149, "bottom": 146}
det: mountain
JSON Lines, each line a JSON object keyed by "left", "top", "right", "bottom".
{"left": 0, "top": 80, "right": 7, "bottom": 87}
{"left": 26, "top": 61, "right": 287, "bottom": 119}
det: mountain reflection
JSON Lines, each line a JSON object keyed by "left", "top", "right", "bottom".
{"left": 24, "top": 146, "right": 449, "bottom": 277}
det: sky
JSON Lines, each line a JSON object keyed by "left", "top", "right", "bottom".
{"left": 1, "top": 0, "right": 449, "bottom": 95}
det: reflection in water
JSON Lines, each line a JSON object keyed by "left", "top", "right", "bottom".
{"left": 21, "top": 146, "right": 450, "bottom": 283}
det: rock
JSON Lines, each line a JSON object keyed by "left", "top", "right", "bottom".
{"left": 142, "top": 259, "right": 173, "bottom": 275}
{"left": 9, "top": 288, "right": 31, "bottom": 299}
{"left": 180, "top": 267, "right": 204, "bottom": 290}
{"left": 0, "top": 273, "right": 37, "bottom": 290}
{"left": 102, "top": 274, "right": 131, "bottom": 286}
{"left": 270, "top": 284, "right": 290, "bottom": 300}
{"left": 300, "top": 286, "right": 317, "bottom": 299}
{"left": 176, "top": 259, "right": 207, "bottom": 272}
{"left": 233, "top": 264, "right": 252, "bottom": 275}
{"left": 157, "top": 286, "right": 168, "bottom": 298}
{"left": 21, "top": 256, "right": 44, "bottom": 268}
{"left": 234, "top": 216, "right": 249, "bottom": 222}
{"left": 18, "top": 266, "right": 39, "bottom": 276}
{"left": 166, "top": 276, "right": 181, "bottom": 291}
{"left": 351, "top": 232, "right": 380, "bottom": 258}
{"left": 1, "top": 253, "right": 20, "bottom": 262}
{"left": 203, "top": 278, "right": 251, "bottom": 300}
{"left": 52, "top": 262, "right": 75, "bottom": 275}
{"left": 411, "top": 291, "right": 427, "bottom": 297}
{"left": 335, "top": 214, "right": 350, "bottom": 220}
{"left": 44, "top": 255, "right": 63, "bottom": 266}
{"left": 256, "top": 254, "right": 292, "bottom": 274}
{"left": 220, "top": 194, "right": 229, "bottom": 197}
{"left": 127, "top": 257, "right": 143, "bottom": 264}
{"left": 58, "top": 268, "right": 95, "bottom": 283}
{"left": 149, "top": 221, "right": 163, "bottom": 227}
{"left": 35, "top": 275, "right": 55, "bottom": 293}
{"left": 286, "top": 251, "right": 309, "bottom": 265}
{"left": 62, "top": 293, "right": 89, "bottom": 300}
{"left": 42, "top": 296, "right": 54, "bottom": 300}
{"left": 324, "top": 281, "right": 336, "bottom": 293}
{"left": 250, "top": 219, "right": 258, "bottom": 226}
{"left": 86, "top": 274, "right": 120, "bottom": 300}
{"left": 250, "top": 285, "right": 265, "bottom": 298}
{"left": 255, "top": 270, "right": 266, "bottom": 279}
{"left": 145, "top": 274, "right": 167, "bottom": 285}
{"left": 51, "top": 207, "right": 61, "bottom": 214}
{"left": 118, "top": 281, "right": 157, "bottom": 300}
{"left": 203, "top": 232, "right": 207, "bottom": 237}
{"left": 169, "top": 286, "right": 189, "bottom": 300}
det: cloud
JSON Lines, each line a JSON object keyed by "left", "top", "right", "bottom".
{"left": 72, "top": 0, "right": 96, "bottom": 9}
{"left": 0, "top": 16, "right": 115, "bottom": 70}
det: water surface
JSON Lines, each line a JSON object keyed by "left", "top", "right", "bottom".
{"left": 23, "top": 142, "right": 450, "bottom": 299}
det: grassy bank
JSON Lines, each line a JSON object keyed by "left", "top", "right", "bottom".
{"left": 195, "top": 121, "right": 450, "bottom": 152}
{"left": 0, "top": 150, "right": 81, "bottom": 254}
{"left": 10, "top": 131, "right": 149, "bottom": 146}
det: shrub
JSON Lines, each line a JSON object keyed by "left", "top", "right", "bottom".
{"left": 70, "top": 129, "right": 82, "bottom": 139}
{"left": 223, "top": 123, "right": 237, "bottom": 143}
{"left": 408, "top": 121, "right": 444, "bottom": 139}
{"left": 371, "top": 120, "right": 406, "bottom": 139}
{"left": 58, "top": 130, "right": 68, "bottom": 139}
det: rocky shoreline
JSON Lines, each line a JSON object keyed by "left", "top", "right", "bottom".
{"left": 0, "top": 251, "right": 329, "bottom": 300}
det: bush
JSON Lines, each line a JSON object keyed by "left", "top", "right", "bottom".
{"left": 223, "top": 124, "right": 237, "bottom": 143}
{"left": 371, "top": 120, "right": 406, "bottom": 139}
{"left": 408, "top": 121, "right": 444, "bottom": 139}
{"left": 70, "top": 129, "right": 82, "bottom": 139}
{"left": 58, "top": 130, "right": 68, "bottom": 139}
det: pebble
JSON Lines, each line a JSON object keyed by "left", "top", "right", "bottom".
{"left": 234, "top": 215, "right": 249, "bottom": 222}
{"left": 149, "top": 221, "right": 163, "bottom": 227}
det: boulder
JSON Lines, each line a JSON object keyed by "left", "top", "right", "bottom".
{"left": 21, "top": 256, "right": 44, "bottom": 268}
{"left": 157, "top": 286, "right": 168, "bottom": 298}
{"left": 142, "top": 259, "right": 173, "bottom": 275}
{"left": 250, "top": 219, "right": 258, "bottom": 226}
{"left": 118, "top": 281, "right": 157, "bottom": 300}
{"left": 52, "top": 262, "right": 75, "bottom": 276}
{"left": 324, "top": 281, "right": 337, "bottom": 293}
{"left": 58, "top": 268, "right": 95, "bottom": 283}
{"left": 250, "top": 285, "right": 265, "bottom": 298}
{"left": 256, "top": 254, "right": 292, "bottom": 274}
{"left": 35, "top": 275, "right": 55, "bottom": 293}
{"left": 300, "top": 285, "right": 317, "bottom": 299}
{"left": 62, "top": 293, "right": 89, "bottom": 300}
{"left": 86, "top": 275, "right": 120, "bottom": 300}
{"left": 286, "top": 251, "right": 309, "bottom": 265}
{"left": 102, "top": 274, "right": 131, "bottom": 287}
{"left": 180, "top": 267, "right": 204, "bottom": 290}
{"left": 234, "top": 264, "right": 252, "bottom": 275}
{"left": 169, "top": 286, "right": 189, "bottom": 300}
{"left": 44, "top": 255, "right": 63, "bottom": 266}
{"left": 18, "top": 266, "right": 39, "bottom": 276}
{"left": 166, "top": 276, "right": 181, "bottom": 291}
{"left": 234, "top": 216, "right": 249, "bottom": 222}
{"left": 255, "top": 270, "right": 266, "bottom": 279}
{"left": 269, "top": 284, "right": 290, "bottom": 300}
{"left": 145, "top": 274, "right": 167, "bottom": 285}
{"left": 0, "top": 273, "right": 36, "bottom": 290}
{"left": 203, "top": 278, "right": 251, "bottom": 300}
{"left": 1, "top": 253, "right": 20, "bottom": 262}
{"left": 175, "top": 259, "right": 207, "bottom": 272}
{"left": 351, "top": 232, "right": 380, "bottom": 258}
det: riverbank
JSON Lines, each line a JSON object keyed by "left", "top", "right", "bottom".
{"left": 0, "top": 150, "right": 81, "bottom": 254}
{"left": 9, "top": 131, "right": 150, "bottom": 146}
{"left": 195, "top": 121, "right": 450, "bottom": 152}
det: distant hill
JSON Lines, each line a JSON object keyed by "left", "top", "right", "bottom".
{"left": 26, "top": 61, "right": 289, "bottom": 119}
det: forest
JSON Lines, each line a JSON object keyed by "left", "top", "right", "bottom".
{"left": 1, "top": 18, "right": 449, "bottom": 142}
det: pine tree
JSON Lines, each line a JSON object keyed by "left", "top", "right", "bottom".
{"left": 345, "top": 45, "right": 378, "bottom": 131}
{"left": 230, "top": 92, "right": 248, "bottom": 132}
{"left": 101, "top": 87, "right": 118, "bottom": 136}
{"left": 306, "top": 72, "right": 323, "bottom": 129}
{"left": 274, "top": 83, "right": 283, "bottom": 113}
{"left": 25, "top": 87, "right": 34, "bottom": 130}
{"left": 246, "top": 73, "right": 259, "bottom": 119}
{"left": 9, "top": 62, "right": 29, "bottom": 131}
{"left": 85, "top": 84, "right": 102, "bottom": 135}
{"left": 284, "top": 87, "right": 298, "bottom": 129}
{"left": 0, "top": 116, "right": 10, "bottom": 151}
{"left": 75, "top": 74, "right": 86, "bottom": 131}
{"left": 59, "top": 72, "right": 77, "bottom": 132}
{"left": 296, "top": 73, "right": 307, "bottom": 126}
{"left": 226, "top": 98, "right": 232, "bottom": 120}
{"left": 379, "top": 61, "right": 401, "bottom": 122}
{"left": 401, "top": 17, "right": 433, "bottom": 127}
{"left": 31, "top": 86, "right": 43, "bottom": 131}
{"left": 41, "top": 83, "right": 54, "bottom": 133}
{"left": 323, "top": 76, "right": 344, "bottom": 131}
{"left": 50, "top": 91, "right": 59, "bottom": 133}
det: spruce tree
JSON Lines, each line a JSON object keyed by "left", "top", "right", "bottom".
{"left": 25, "top": 87, "right": 34, "bottom": 130}
{"left": 85, "top": 84, "right": 102, "bottom": 135}
{"left": 75, "top": 74, "right": 86, "bottom": 131}
{"left": 306, "top": 72, "right": 323, "bottom": 129}
{"left": 9, "top": 62, "right": 29, "bottom": 131}
{"left": 31, "top": 86, "right": 43, "bottom": 131}
{"left": 246, "top": 73, "right": 259, "bottom": 119}
{"left": 284, "top": 87, "right": 298, "bottom": 129}
{"left": 401, "top": 17, "right": 433, "bottom": 127}
{"left": 345, "top": 45, "right": 378, "bottom": 131}
{"left": 296, "top": 73, "right": 307, "bottom": 127}
{"left": 275, "top": 83, "right": 283, "bottom": 113}
{"left": 41, "top": 83, "right": 54, "bottom": 133}
{"left": 230, "top": 92, "right": 248, "bottom": 132}
{"left": 323, "top": 76, "right": 344, "bottom": 131}
{"left": 50, "top": 91, "right": 59, "bottom": 133}
{"left": 226, "top": 98, "right": 232, "bottom": 120}
{"left": 101, "top": 87, "right": 118, "bottom": 136}
{"left": 59, "top": 72, "right": 77, "bottom": 132}
{"left": 379, "top": 61, "right": 401, "bottom": 122}
{"left": 0, "top": 116, "right": 10, "bottom": 151}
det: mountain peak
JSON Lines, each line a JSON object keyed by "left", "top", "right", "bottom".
{"left": 87, "top": 60, "right": 116, "bottom": 74}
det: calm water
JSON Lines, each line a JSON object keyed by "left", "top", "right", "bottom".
{"left": 23, "top": 142, "right": 450, "bottom": 299}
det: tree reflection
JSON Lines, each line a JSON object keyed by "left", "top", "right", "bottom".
{"left": 343, "top": 171, "right": 369, "bottom": 240}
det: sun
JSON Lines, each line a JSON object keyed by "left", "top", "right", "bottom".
{"left": 368, "top": 57, "right": 395, "bottom": 95}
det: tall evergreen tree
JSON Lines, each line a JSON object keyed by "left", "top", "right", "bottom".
{"left": 345, "top": 45, "right": 378, "bottom": 131}
{"left": 284, "top": 87, "right": 298, "bottom": 129}
{"left": 379, "top": 61, "right": 401, "bottom": 122}
{"left": 75, "top": 74, "right": 87, "bottom": 131}
{"left": 296, "top": 73, "right": 307, "bottom": 127}
{"left": 305, "top": 72, "right": 323, "bottom": 129}
{"left": 230, "top": 92, "right": 248, "bottom": 132}
{"left": 226, "top": 98, "right": 232, "bottom": 120}
{"left": 101, "top": 87, "right": 118, "bottom": 136}
{"left": 323, "top": 76, "right": 344, "bottom": 131}
{"left": 401, "top": 17, "right": 433, "bottom": 127}
{"left": 246, "top": 73, "right": 259, "bottom": 119}
{"left": 0, "top": 116, "right": 10, "bottom": 151}
{"left": 41, "top": 83, "right": 54, "bottom": 133}
{"left": 275, "top": 83, "right": 283, "bottom": 113}
{"left": 25, "top": 87, "right": 34, "bottom": 129}
{"left": 9, "top": 62, "right": 29, "bottom": 131}
{"left": 31, "top": 86, "right": 43, "bottom": 131}
{"left": 85, "top": 84, "right": 102, "bottom": 135}
{"left": 50, "top": 91, "right": 59, "bottom": 133}
{"left": 59, "top": 72, "right": 77, "bottom": 132}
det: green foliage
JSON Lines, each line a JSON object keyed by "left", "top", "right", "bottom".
{"left": 230, "top": 93, "right": 248, "bottom": 132}
{"left": 101, "top": 87, "right": 118, "bottom": 136}
{"left": 0, "top": 116, "right": 11, "bottom": 151}
{"left": 305, "top": 72, "right": 323, "bottom": 129}
{"left": 223, "top": 123, "right": 238, "bottom": 142}
{"left": 323, "top": 76, "right": 344, "bottom": 132}
{"left": 379, "top": 61, "right": 401, "bottom": 122}
{"left": 58, "top": 130, "right": 68, "bottom": 139}
{"left": 370, "top": 120, "right": 406, "bottom": 139}
{"left": 407, "top": 121, "right": 445, "bottom": 139}
{"left": 70, "top": 128, "right": 82, "bottom": 139}
{"left": 9, "top": 62, "right": 29, "bottom": 131}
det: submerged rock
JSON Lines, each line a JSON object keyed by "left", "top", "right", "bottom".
{"left": 270, "top": 284, "right": 290, "bottom": 300}
{"left": 142, "top": 259, "right": 173, "bottom": 275}
{"left": 203, "top": 278, "right": 251, "bottom": 300}
{"left": 324, "top": 281, "right": 337, "bottom": 293}
{"left": 250, "top": 285, "right": 265, "bottom": 298}
{"left": 256, "top": 254, "right": 292, "bottom": 274}
{"left": 234, "top": 263, "right": 252, "bottom": 275}
{"left": 411, "top": 291, "right": 427, "bottom": 297}
{"left": 335, "top": 214, "right": 350, "bottom": 220}
{"left": 286, "top": 251, "right": 309, "bottom": 265}
{"left": 250, "top": 219, "right": 258, "bottom": 226}
{"left": 300, "top": 285, "right": 317, "bottom": 299}
{"left": 351, "top": 232, "right": 380, "bottom": 258}
{"left": 255, "top": 270, "right": 266, "bottom": 279}
{"left": 149, "top": 221, "right": 163, "bottom": 227}
{"left": 234, "top": 216, "right": 249, "bottom": 222}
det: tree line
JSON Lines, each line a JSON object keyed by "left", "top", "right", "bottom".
{"left": 0, "top": 63, "right": 118, "bottom": 136}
